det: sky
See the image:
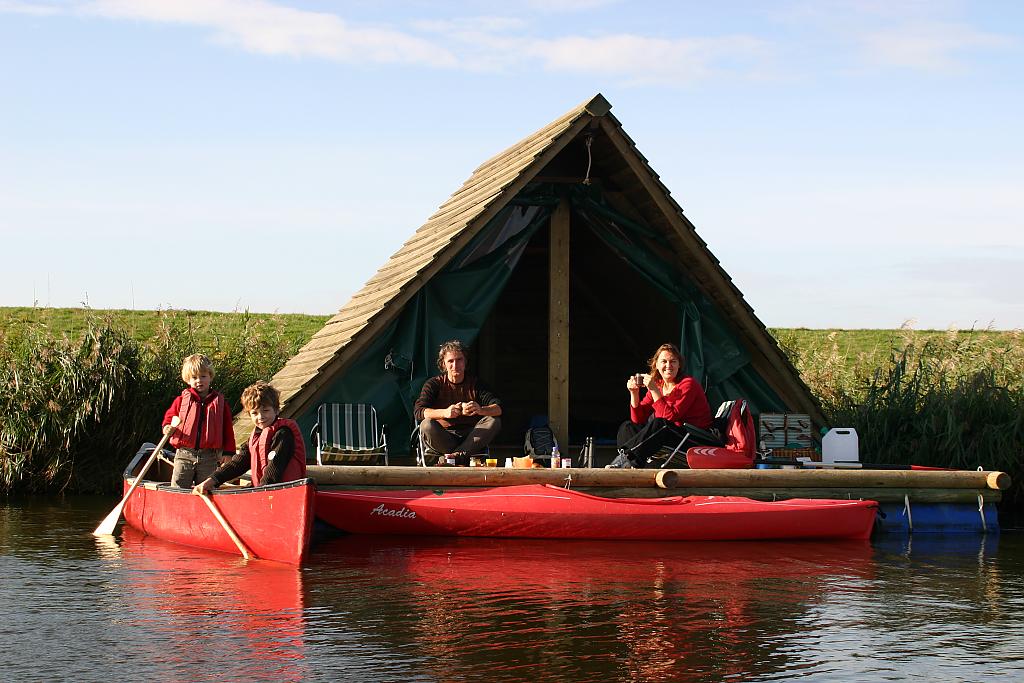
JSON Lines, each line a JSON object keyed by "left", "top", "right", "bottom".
{"left": 1, "top": 0, "right": 1022, "bottom": 330}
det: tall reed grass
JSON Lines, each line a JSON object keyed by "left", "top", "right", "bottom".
{"left": 777, "top": 327, "right": 1024, "bottom": 523}
{"left": 0, "top": 310, "right": 302, "bottom": 494}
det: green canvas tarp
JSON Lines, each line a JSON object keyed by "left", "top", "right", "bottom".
{"left": 295, "top": 184, "right": 785, "bottom": 455}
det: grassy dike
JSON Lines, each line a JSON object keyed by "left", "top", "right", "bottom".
{"left": 2, "top": 308, "right": 1021, "bottom": 523}
{"left": 0, "top": 308, "right": 326, "bottom": 494}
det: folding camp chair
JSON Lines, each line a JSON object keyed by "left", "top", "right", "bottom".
{"left": 643, "top": 401, "right": 734, "bottom": 468}
{"left": 310, "top": 403, "right": 389, "bottom": 466}
{"left": 411, "top": 425, "right": 429, "bottom": 467}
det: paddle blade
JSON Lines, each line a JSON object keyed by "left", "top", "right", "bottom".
{"left": 94, "top": 421, "right": 177, "bottom": 537}
{"left": 93, "top": 499, "right": 126, "bottom": 536}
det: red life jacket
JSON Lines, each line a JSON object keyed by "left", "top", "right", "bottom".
{"left": 170, "top": 389, "right": 227, "bottom": 450}
{"left": 249, "top": 418, "right": 307, "bottom": 487}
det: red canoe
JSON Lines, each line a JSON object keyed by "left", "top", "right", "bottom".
{"left": 120, "top": 444, "right": 316, "bottom": 565}
{"left": 316, "top": 484, "right": 878, "bottom": 541}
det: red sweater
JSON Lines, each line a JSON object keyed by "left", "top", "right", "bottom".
{"left": 630, "top": 376, "right": 712, "bottom": 430}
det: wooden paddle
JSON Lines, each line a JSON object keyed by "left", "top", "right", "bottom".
{"left": 93, "top": 416, "right": 179, "bottom": 536}
{"left": 197, "top": 492, "right": 255, "bottom": 560}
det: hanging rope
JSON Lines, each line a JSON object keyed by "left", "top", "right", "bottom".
{"left": 582, "top": 134, "right": 593, "bottom": 185}
{"left": 978, "top": 493, "right": 987, "bottom": 532}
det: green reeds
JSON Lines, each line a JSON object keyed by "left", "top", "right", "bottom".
{"left": 0, "top": 310, "right": 305, "bottom": 494}
{"left": 782, "top": 327, "right": 1024, "bottom": 524}
{"left": 3, "top": 310, "right": 1022, "bottom": 523}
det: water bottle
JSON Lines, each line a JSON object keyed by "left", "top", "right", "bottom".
{"left": 551, "top": 444, "right": 560, "bottom": 468}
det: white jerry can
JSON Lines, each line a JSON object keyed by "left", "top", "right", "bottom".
{"left": 822, "top": 428, "right": 859, "bottom": 463}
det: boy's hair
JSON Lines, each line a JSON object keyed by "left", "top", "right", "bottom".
{"left": 241, "top": 381, "right": 280, "bottom": 413}
{"left": 436, "top": 339, "right": 469, "bottom": 372}
{"left": 181, "top": 353, "right": 214, "bottom": 382}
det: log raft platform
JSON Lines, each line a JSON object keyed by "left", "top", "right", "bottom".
{"left": 308, "top": 466, "right": 1008, "bottom": 504}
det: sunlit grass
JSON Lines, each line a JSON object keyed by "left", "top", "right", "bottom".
{"left": 0, "top": 306, "right": 328, "bottom": 347}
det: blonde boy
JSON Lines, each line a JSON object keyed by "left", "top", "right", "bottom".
{"left": 162, "top": 353, "right": 236, "bottom": 488}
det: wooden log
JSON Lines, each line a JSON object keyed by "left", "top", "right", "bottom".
{"left": 666, "top": 468, "right": 1009, "bottom": 490}
{"left": 305, "top": 466, "right": 1009, "bottom": 491}
{"left": 307, "top": 465, "right": 678, "bottom": 489}
{"left": 987, "top": 471, "right": 1010, "bottom": 490}
{"left": 548, "top": 195, "right": 570, "bottom": 449}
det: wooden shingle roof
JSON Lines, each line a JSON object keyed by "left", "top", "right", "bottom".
{"left": 242, "top": 92, "right": 822, "bottom": 440}
{"left": 269, "top": 94, "right": 613, "bottom": 423}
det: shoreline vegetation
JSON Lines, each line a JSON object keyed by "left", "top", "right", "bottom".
{"left": 2, "top": 307, "right": 1021, "bottom": 523}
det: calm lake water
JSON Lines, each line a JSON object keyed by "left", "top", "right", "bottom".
{"left": 2, "top": 495, "right": 1022, "bottom": 683}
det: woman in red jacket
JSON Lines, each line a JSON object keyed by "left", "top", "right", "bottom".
{"left": 607, "top": 343, "right": 712, "bottom": 468}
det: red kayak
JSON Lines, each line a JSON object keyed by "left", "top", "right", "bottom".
{"left": 121, "top": 444, "right": 316, "bottom": 565}
{"left": 316, "top": 484, "right": 878, "bottom": 541}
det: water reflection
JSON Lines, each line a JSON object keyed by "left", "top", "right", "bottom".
{"left": 3, "top": 496, "right": 308, "bottom": 682}
{"left": 309, "top": 535, "right": 876, "bottom": 682}
{"left": 108, "top": 526, "right": 309, "bottom": 682}
{"left": 3, "top": 496, "right": 1023, "bottom": 683}
{"left": 873, "top": 532, "right": 1000, "bottom": 560}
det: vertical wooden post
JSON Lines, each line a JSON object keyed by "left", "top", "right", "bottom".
{"left": 549, "top": 196, "right": 570, "bottom": 450}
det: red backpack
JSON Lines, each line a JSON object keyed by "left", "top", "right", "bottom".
{"left": 686, "top": 399, "right": 756, "bottom": 469}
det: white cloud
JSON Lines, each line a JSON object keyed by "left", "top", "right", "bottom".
{"left": 410, "top": 23, "right": 770, "bottom": 83}
{"left": 0, "top": 0, "right": 61, "bottom": 15}
{"left": 524, "top": 33, "right": 768, "bottom": 84}
{"left": 773, "top": 2, "right": 1016, "bottom": 75}
{"left": 16, "top": 1, "right": 1010, "bottom": 84}
{"left": 80, "top": 0, "right": 458, "bottom": 66}
{"left": 860, "top": 21, "right": 1015, "bottom": 72}
{"left": 412, "top": 16, "right": 528, "bottom": 35}
{"left": 3, "top": 0, "right": 770, "bottom": 83}
{"left": 521, "top": 0, "right": 619, "bottom": 11}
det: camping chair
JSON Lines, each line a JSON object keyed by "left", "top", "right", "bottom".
{"left": 310, "top": 403, "right": 389, "bottom": 466}
{"left": 643, "top": 401, "right": 735, "bottom": 468}
{"left": 411, "top": 424, "right": 431, "bottom": 467}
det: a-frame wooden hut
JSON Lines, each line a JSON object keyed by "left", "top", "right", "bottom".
{"left": 251, "top": 94, "right": 823, "bottom": 458}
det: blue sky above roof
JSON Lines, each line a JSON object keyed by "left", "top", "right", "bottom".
{"left": 1, "top": 0, "right": 1021, "bottom": 328}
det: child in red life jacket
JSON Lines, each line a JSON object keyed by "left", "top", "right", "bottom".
{"left": 193, "top": 381, "right": 306, "bottom": 495}
{"left": 162, "top": 353, "right": 236, "bottom": 488}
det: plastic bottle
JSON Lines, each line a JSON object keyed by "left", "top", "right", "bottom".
{"left": 551, "top": 444, "right": 560, "bottom": 468}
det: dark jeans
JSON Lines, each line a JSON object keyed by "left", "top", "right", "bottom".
{"left": 420, "top": 416, "right": 501, "bottom": 459}
{"left": 615, "top": 418, "right": 692, "bottom": 467}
